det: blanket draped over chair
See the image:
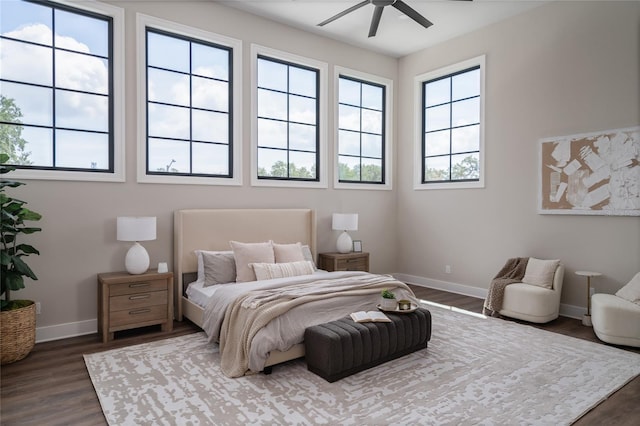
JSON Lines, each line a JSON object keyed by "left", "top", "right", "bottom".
{"left": 483, "top": 257, "right": 529, "bottom": 316}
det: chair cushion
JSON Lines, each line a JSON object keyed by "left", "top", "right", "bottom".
{"left": 500, "top": 283, "right": 559, "bottom": 322}
{"left": 591, "top": 293, "right": 640, "bottom": 347}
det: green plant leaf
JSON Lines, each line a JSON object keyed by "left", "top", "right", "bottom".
{"left": 18, "top": 227, "right": 42, "bottom": 234}
{"left": 3, "top": 270, "right": 25, "bottom": 291}
{"left": 20, "top": 208, "right": 42, "bottom": 221}
{"left": 10, "top": 255, "right": 38, "bottom": 280}
{"left": 15, "top": 244, "right": 39, "bottom": 255}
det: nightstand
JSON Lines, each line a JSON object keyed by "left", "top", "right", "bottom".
{"left": 97, "top": 270, "right": 173, "bottom": 343}
{"left": 318, "top": 252, "right": 369, "bottom": 272}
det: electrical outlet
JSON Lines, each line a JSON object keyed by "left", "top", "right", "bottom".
{"left": 35, "top": 302, "right": 41, "bottom": 315}
{"left": 445, "top": 265, "right": 451, "bottom": 274}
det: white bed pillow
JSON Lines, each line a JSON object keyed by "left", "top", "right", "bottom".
{"left": 522, "top": 258, "right": 559, "bottom": 289}
{"left": 201, "top": 251, "right": 236, "bottom": 287}
{"left": 273, "top": 242, "right": 306, "bottom": 263}
{"left": 250, "top": 260, "right": 315, "bottom": 281}
{"left": 616, "top": 272, "right": 640, "bottom": 305}
{"left": 230, "top": 241, "right": 275, "bottom": 282}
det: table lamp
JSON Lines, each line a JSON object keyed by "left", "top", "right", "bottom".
{"left": 332, "top": 213, "right": 358, "bottom": 253}
{"left": 117, "top": 216, "right": 156, "bottom": 274}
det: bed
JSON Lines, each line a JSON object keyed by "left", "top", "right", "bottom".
{"left": 174, "top": 208, "right": 416, "bottom": 377}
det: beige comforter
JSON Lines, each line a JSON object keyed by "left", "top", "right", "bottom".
{"left": 201, "top": 271, "right": 416, "bottom": 377}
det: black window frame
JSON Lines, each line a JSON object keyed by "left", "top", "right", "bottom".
{"left": 422, "top": 65, "right": 481, "bottom": 184}
{"left": 144, "top": 27, "right": 234, "bottom": 178}
{"left": 337, "top": 74, "right": 386, "bottom": 185}
{"left": 0, "top": 0, "right": 114, "bottom": 173}
{"left": 256, "top": 54, "right": 320, "bottom": 182}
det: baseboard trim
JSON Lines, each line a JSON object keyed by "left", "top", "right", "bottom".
{"left": 393, "top": 273, "right": 488, "bottom": 299}
{"left": 393, "top": 273, "right": 584, "bottom": 320}
{"left": 36, "top": 319, "right": 97, "bottom": 343}
{"left": 34, "top": 274, "right": 585, "bottom": 342}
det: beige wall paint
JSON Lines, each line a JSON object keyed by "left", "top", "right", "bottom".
{"left": 12, "top": 1, "right": 640, "bottom": 336}
{"left": 14, "top": 1, "right": 398, "bottom": 332}
{"left": 396, "top": 1, "right": 640, "bottom": 308}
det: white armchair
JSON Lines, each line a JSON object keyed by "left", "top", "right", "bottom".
{"left": 499, "top": 264, "right": 565, "bottom": 323}
{"left": 591, "top": 272, "right": 640, "bottom": 347}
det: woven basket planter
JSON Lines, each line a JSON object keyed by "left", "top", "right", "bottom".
{"left": 1, "top": 301, "right": 36, "bottom": 365}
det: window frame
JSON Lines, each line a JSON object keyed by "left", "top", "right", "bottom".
{"left": 250, "top": 44, "right": 328, "bottom": 189}
{"left": 0, "top": 0, "right": 125, "bottom": 182}
{"left": 414, "top": 55, "right": 485, "bottom": 190}
{"left": 334, "top": 66, "right": 393, "bottom": 191}
{"left": 136, "top": 13, "right": 242, "bottom": 186}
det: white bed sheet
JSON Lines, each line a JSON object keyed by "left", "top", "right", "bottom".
{"left": 185, "top": 270, "right": 330, "bottom": 309}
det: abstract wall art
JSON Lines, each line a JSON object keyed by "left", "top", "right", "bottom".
{"left": 539, "top": 126, "right": 639, "bottom": 216}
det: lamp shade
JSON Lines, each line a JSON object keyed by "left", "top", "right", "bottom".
{"left": 332, "top": 213, "right": 358, "bottom": 231}
{"left": 117, "top": 217, "right": 156, "bottom": 242}
{"left": 117, "top": 217, "right": 156, "bottom": 274}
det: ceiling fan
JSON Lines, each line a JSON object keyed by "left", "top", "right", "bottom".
{"left": 318, "top": 0, "right": 471, "bottom": 38}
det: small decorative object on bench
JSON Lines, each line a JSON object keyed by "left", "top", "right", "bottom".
{"left": 304, "top": 307, "right": 432, "bottom": 382}
{"left": 350, "top": 311, "right": 391, "bottom": 323}
{"left": 380, "top": 289, "right": 397, "bottom": 310}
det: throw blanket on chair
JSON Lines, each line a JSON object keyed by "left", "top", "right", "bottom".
{"left": 483, "top": 257, "right": 529, "bottom": 316}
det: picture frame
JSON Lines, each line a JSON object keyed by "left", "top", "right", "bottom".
{"left": 538, "top": 126, "right": 639, "bottom": 216}
{"left": 353, "top": 240, "right": 362, "bottom": 252}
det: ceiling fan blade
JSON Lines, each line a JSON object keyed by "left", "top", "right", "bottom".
{"left": 318, "top": 0, "right": 370, "bottom": 27}
{"left": 392, "top": 0, "right": 433, "bottom": 29}
{"left": 368, "top": 5, "right": 384, "bottom": 38}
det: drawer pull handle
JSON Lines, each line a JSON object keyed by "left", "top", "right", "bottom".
{"left": 129, "top": 308, "right": 151, "bottom": 315}
{"left": 129, "top": 294, "right": 151, "bottom": 300}
{"left": 129, "top": 282, "right": 150, "bottom": 288}
{"left": 346, "top": 259, "right": 359, "bottom": 263}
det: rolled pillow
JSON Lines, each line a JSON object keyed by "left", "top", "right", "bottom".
{"left": 250, "top": 260, "right": 315, "bottom": 281}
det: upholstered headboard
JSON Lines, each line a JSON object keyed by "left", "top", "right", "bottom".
{"left": 173, "top": 209, "right": 316, "bottom": 319}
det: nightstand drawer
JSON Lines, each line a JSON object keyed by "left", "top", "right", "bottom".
{"left": 98, "top": 270, "right": 174, "bottom": 342}
{"left": 110, "top": 304, "right": 168, "bottom": 328}
{"left": 110, "top": 290, "right": 167, "bottom": 312}
{"left": 337, "top": 258, "right": 367, "bottom": 270}
{"left": 109, "top": 279, "right": 168, "bottom": 296}
{"left": 319, "top": 252, "right": 369, "bottom": 272}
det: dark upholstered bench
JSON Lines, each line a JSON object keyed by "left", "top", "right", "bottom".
{"left": 304, "top": 308, "right": 431, "bottom": 382}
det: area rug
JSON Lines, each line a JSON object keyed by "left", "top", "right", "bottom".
{"left": 84, "top": 304, "right": 640, "bottom": 425}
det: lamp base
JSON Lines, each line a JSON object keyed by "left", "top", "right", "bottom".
{"left": 125, "top": 242, "right": 150, "bottom": 275}
{"left": 336, "top": 231, "right": 353, "bottom": 254}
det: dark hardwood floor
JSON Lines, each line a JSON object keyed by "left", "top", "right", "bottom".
{"left": 1, "top": 285, "right": 638, "bottom": 425}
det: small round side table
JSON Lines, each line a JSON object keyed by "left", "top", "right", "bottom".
{"left": 575, "top": 270, "right": 602, "bottom": 326}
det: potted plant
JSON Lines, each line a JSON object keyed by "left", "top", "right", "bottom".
{"left": 380, "top": 288, "right": 397, "bottom": 310}
{"left": 1, "top": 153, "right": 42, "bottom": 364}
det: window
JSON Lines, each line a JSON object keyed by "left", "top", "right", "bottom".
{"left": 0, "top": 0, "right": 124, "bottom": 181}
{"left": 251, "top": 44, "right": 327, "bottom": 188}
{"left": 415, "top": 55, "right": 485, "bottom": 189}
{"left": 336, "top": 67, "right": 392, "bottom": 190}
{"left": 136, "top": 14, "right": 242, "bottom": 185}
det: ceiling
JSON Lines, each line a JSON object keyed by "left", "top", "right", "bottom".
{"left": 219, "top": 0, "right": 547, "bottom": 58}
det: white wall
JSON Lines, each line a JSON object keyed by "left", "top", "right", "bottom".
{"left": 13, "top": 1, "right": 398, "bottom": 338}
{"left": 395, "top": 1, "right": 640, "bottom": 309}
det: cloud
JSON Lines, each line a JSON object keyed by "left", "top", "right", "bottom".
{"left": 1, "top": 24, "right": 109, "bottom": 132}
